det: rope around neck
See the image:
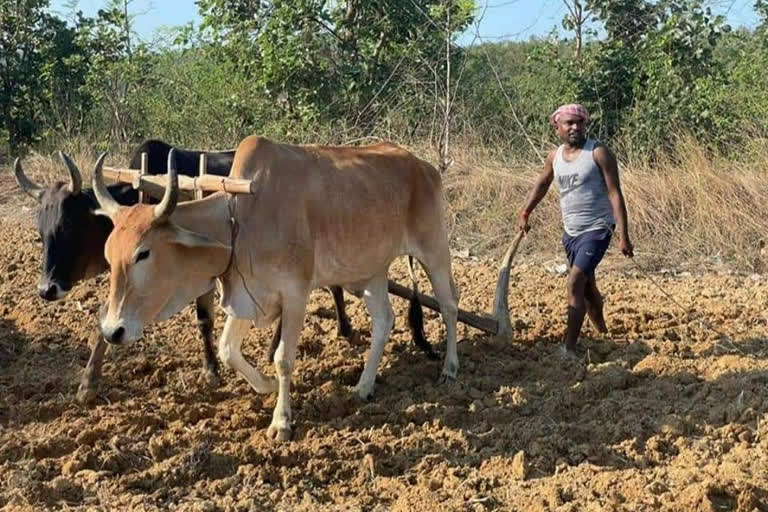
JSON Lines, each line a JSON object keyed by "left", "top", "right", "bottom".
{"left": 219, "top": 194, "right": 264, "bottom": 316}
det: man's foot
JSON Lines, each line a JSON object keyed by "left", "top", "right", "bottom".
{"left": 586, "top": 304, "right": 608, "bottom": 334}
{"left": 559, "top": 343, "right": 584, "bottom": 361}
{"left": 589, "top": 317, "right": 609, "bottom": 334}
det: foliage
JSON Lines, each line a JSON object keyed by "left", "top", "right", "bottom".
{"left": 0, "top": 0, "right": 68, "bottom": 151}
{"left": 0, "top": 0, "right": 766, "bottom": 162}
{"left": 195, "top": 0, "right": 475, "bottom": 135}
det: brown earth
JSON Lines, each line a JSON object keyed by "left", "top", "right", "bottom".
{"left": 0, "top": 174, "right": 767, "bottom": 511}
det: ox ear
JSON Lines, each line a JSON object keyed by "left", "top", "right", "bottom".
{"left": 169, "top": 225, "right": 231, "bottom": 250}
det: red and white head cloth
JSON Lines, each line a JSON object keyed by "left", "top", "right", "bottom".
{"left": 550, "top": 103, "right": 589, "bottom": 127}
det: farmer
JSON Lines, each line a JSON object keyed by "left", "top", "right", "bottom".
{"left": 518, "top": 103, "right": 633, "bottom": 357}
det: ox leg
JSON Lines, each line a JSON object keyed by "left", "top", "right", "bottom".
{"left": 268, "top": 294, "right": 307, "bottom": 443}
{"left": 218, "top": 316, "right": 277, "bottom": 394}
{"left": 266, "top": 319, "right": 282, "bottom": 364}
{"left": 195, "top": 290, "right": 220, "bottom": 387}
{"left": 352, "top": 274, "right": 394, "bottom": 401}
{"left": 421, "top": 258, "right": 460, "bottom": 383}
{"left": 328, "top": 286, "right": 353, "bottom": 339}
{"left": 406, "top": 256, "right": 436, "bottom": 360}
{"left": 76, "top": 331, "right": 107, "bottom": 404}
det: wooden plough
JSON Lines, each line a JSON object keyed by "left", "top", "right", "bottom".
{"left": 386, "top": 231, "right": 524, "bottom": 338}
{"left": 103, "top": 153, "right": 525, "bottom": 339}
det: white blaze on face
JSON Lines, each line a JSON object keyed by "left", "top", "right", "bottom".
{"left": 98, "top": 205, "right": 231, "bottom": 345}
{"left": 99, "top": 208, "right": 161, "bottom": 345}
{"left": 99, "top": 257, "right": 144, "bottom": 344}
{"left": 105, "top": 245, "right": 154, "bottom": 342}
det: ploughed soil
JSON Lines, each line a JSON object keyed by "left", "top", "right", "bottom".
{"left": 1, "top": 174, "right": 767, "bottom": 511}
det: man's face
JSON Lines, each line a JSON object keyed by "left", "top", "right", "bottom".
{"left": 555, "top": 114, "right": 586, "bottom": 146}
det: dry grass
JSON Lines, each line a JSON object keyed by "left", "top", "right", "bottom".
{"left": 435, "top": 135, "right": 768, "bottom": 271}
{"left": 618, "top": 138, "right": 768, "bottom": 269}
{"left": 9, "top": 135, "right": 768, "bottom": 271}
{"left": 13, "top": 138, "right": 133, "bottom": 186}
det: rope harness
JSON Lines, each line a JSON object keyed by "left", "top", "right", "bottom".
{"left": 218, "top": 192, "right": 264, "bottom": 316}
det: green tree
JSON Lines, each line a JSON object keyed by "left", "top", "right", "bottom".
{"left": 75, "top": 5, "right": 154, "bottom": 144}
{"left": 37, "top": 11, "right": 92, "bottom": 140}
{"left": 196, "top": 0, "right": 474, "bottom": 137}
{"left": 552, "top": 0, "right": 732, "bottom": 151}
{"left": 0, "top": 0, "right": 60, "bottom": 151}
{"left": 629, "top": 1, "right": 730, "bottom": 150}
{"left": 756, "top": 0, "right": 767, "bottom": 40}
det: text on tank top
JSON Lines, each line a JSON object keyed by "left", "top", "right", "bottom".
{"left": 553, "top": 139, "right": 615, "bottom": 237}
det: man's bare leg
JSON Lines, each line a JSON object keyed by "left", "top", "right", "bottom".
{"left": 564, "top": 265, "right": 588, "bottom": 355}
{"left": 585, "top": 275, "right": 608, "bottom": 334}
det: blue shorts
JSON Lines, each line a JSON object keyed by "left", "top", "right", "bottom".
{"left": 562, "top": 228, "right": 612, "bottom": 277}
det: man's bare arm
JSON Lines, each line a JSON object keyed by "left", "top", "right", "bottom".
{"left": 519, "top": 150, "right": 556, "bottom": 231}
{"left": 594, "top": 144, "right": 633, "bottom": 256}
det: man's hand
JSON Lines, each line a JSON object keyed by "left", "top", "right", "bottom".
{"left": 518, "top": 211, "right": 531, "bottom": 233}
{"left": 619, "top": 235, "right": 634, "bottom": 258}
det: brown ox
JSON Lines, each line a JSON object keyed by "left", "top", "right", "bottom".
{"left": 91, "top": 136, "right": 460, "bottom": 442}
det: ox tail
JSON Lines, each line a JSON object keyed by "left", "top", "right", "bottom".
{"left": 407, "top": 256, "right": 438, "bottom": 360}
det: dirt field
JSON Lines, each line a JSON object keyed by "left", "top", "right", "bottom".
{"left": 1, "top": 175, "right": 767, "bottom": 512}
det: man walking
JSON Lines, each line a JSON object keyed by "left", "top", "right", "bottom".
{"left": 518, "top": 104, "right": 633, "bottom": 357}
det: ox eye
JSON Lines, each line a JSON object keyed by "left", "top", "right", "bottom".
{"left": 135, "top": 249, "right": 150, "bottom": 263}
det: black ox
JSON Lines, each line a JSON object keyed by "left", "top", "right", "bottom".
{"left": 14, "top": 139, "right": 431, "bottom": 403}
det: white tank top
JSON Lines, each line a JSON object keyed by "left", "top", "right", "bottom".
{"left": 553, "top": 139, "right": 615, "bottom": 237}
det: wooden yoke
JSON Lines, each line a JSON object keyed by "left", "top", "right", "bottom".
{"left": 197, "top": 154, "right": 207, "bottom": 200}
{"left": 138, "top": 152, "right": 149, "bottom": 204}
{"left": 102, "top": 167, "right": 256, "bottom": 195}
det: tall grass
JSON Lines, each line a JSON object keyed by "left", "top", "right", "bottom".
{"left": 439, "top": 134, "right": 768, "bottom": 271}
{"left": 9, "top": 133, "right": 768, "bottom": 271}
{"left": 10, "top": 139, "right": 130, "bottom": 187}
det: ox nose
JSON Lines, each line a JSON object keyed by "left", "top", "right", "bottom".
{"left": 38, "top": 282, "right": 60, "bottom": 301}
{"left": 103, "top": 325, "right": 126, "bottom": 345}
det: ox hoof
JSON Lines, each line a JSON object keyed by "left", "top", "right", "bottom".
{"left": 338, "top": 323, "right": 353, "bottom": 340}
{"left": 76, "top": 385, "right": 98, "bottom": 405}
{"left": 201, "top": 368, "right": 221, "bottom": 388}
{"left": 352, "top": 383, "right": 375, "bottom": 401}
{"left": 437, "top": 371, "right": 457, "bottom": 385}
{"left": 345, "top": 330, "right": 366, "bottom": 347}
{"left": 267, "top": 423, "right": 293, "bottom": 443}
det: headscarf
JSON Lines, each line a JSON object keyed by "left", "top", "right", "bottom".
{"left": 551, "top": 103, "right": 589, "bottom": 127}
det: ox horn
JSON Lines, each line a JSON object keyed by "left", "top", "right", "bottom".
{"left": 91, "top": 152, "right": 123, "bottom": 218}
{"left": 491, "top": 230, "right": 525, "bottom": 340}
{"left": 13, "top": 158, "right": 45, "bottom": 201}
{"left": 57, "top": 151, "right": 82, "bottom": 194}
{"left": 153, "top": 148, "right": 179, "bottom": 223}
